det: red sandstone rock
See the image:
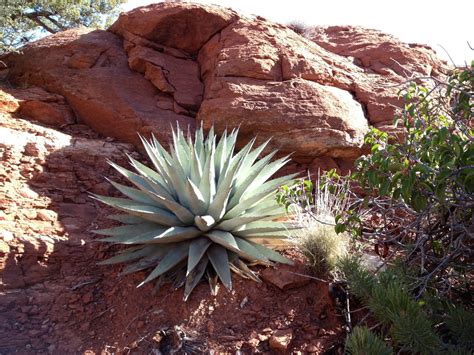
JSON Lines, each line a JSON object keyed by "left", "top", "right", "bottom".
{"left": 261, "top": 266, "right": 310, "bottom": 290}
{"left": 3, "top": 2, "right": 448, "bottom": 162}
{"left": 128, "top": 45, "right": 204, "bottom": 110}
{"left": 309, "top": 26, "right": 448, "bottom": 124}
{"left": 198, "top": 77, "right": 368, "bottom": 158}
{"left": 4, "top": 29, "right": 194, "bottom": 146}
{"left": 0, "top": 87, "right": 74, "bottom": 126}
{"left": 108, "top": 2, "right": 238, "bottom": 54}
{"left": 310, "top": 26, "right": 442, "bottom": 78}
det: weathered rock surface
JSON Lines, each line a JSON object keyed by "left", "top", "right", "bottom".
{"left": 310, "top": 26, "right": 441, "bottom": 78}
{"left": 4, "top": 28, "right": 194, "bottom": 146}
{"left": 3, "top": 2, "right": 448, "bottom": 171}
{"left": 0, "top": 86, "right": 75, "bottom": 126}
{"left": 309, "top": 25, "right": 447, "bottom": 127}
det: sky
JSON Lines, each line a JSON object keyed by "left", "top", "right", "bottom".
{"left": 123, "top": 0, "right": 473, "bottom": 65}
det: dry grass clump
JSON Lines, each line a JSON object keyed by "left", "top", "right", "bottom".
{"left": 287, "top": 175, "right": 350, "bottom": 275}
{"left": 290, "top": 217, "right": 348, "bottom": 274}
{"left": 286, "top": 20, "right": 312, "bottom": 38}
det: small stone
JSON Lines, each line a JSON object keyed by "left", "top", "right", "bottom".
{"left": 0, "top": 230, "right": 14, "bottom": 242}
{"left": 248, "top": 337, "right": 260, "bottom": 348}
{"left": 269, "top": 328, "right": 293, "bottom": 352}
{"left": 28, "top": 329, "right": 41, "bottom": 337}
{"left": 23, "top": 209, "right": 37, "bottom": 219}
{"left": 207, "top": 320, "right": 215, "bottom": 335}
{"left": 307, "top": 340, "right": 323, "bottom": 353}
{"left": 36, "top": 209, "right": 57, "bottom": 222}
{"left": 1, "top": 230, "right": 14, "bottom": 242}
{"left": 18, "top": 187, "right": 39, "bottom": 199}
{"left": 261, "top": 267, "right": 309, "bottom": 290}
{"left": 23, "top": 142, "right": 41, "bottom": 157}
{"left": 82, "top": 291, "right": 93, "bottom": 304}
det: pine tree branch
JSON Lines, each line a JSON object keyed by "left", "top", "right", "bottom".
{"left": 23, "top": 12, "right": 58, "bottom": 33}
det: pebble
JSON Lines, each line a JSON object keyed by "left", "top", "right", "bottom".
{"left": 269, "top": 328, "right": 293, "bottom": 351}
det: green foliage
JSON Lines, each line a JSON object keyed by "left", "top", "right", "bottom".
{"left": 345, "top": 326, "right": 393, "bottom": 355}
{"left": 92, "top": 125, "right": 296, "bottom": 300}
{"left": 0, "top": 0, "right": 126, "bottom": 52}
{"left": 338, "top": 257, "right": 374, "bottom": 301}
{"left": 445, "top": 306, "right": 474, "bottom": 349}
{"left": 276, "top": 178, "right": 314, "bottom": 212}
{"left": 369, "top": 282, "right": 440, "bottom": 354}
{"left": 356, "top": 82, "right": 473, "bottom": 213}
{"left": 340, "top": 258, "right": 473, "bottom": 354}
{"left": 355, "top": 62, "right": 473, "bottom": 214}
{"left": 332, "top": 63, "right": 473, "bottom": 293}
{"left": 276, "top": 179, "right": 314, "bottom": 212}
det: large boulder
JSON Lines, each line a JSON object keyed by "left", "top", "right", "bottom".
{"left": 4, "top": 2, "right": 448, "bottom": 168}
{"left": 4, "top": 28, "right": 195, "bottom": 146}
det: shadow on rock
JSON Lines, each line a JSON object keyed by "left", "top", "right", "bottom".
{"left": 0, "top": 109, "right": 343, "bottom": 354}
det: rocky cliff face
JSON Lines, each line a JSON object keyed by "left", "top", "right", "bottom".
{"left": 3, "top": 2, "right": 447, "bottom": 172}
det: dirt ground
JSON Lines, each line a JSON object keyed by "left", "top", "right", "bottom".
{"left": 0, "top": 110, "right": 346, "bottom": 354}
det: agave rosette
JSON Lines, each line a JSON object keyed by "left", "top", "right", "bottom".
{"left": 92, "top": 125, "right": 297, "bottom": 300}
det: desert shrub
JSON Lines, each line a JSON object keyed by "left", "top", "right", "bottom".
{"left": 329, "top": 62, "right": 473, "bottom": 353}
{"left": 289, "top": 220, "right": 348, "bottom": 274}
{"left": 333, "top": 62, "right": 473, "bottom": 295}
{"left": 277, "top": 175, "right": 350, "bottom": 274}
{"left": 92, "top": 125, "right": 297, "bottom": 300}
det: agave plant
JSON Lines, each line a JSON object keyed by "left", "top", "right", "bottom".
{"left": 91, "top": 125, "right": 297, "bottom": 300}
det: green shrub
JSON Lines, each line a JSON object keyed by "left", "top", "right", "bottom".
{"left": 92, "top": 125, "right": 297, "bottom": 300}
{"left": 345, "top": 326, "right": 393, "bottom": 355}
{"left": 445, "top": 306, "right": 474, "bottom": 349}
{"left": 323, "top": 61, "right": 473, "bottom": 355}
{"left": 339, "top": 258, "right": 473, "bottom": 354}
{"left": 334, "top": 62, "right": 473, "bottom": 293}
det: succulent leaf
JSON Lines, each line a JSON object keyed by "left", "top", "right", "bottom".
{"left": 92, "top": 125, "right": 295, "bottom": 300}
{"left": 138, "top": 242, "right": 190, "bottom": 287}
{"left": 108, "top": 214, "right": 146, "bottom": 224}
{"left": 187, "top": 238, "right": 212, "bottom": 275}
{"left": 98, "top": 245, "right": 157, "bottom": 265}
{"left": 207, "top": 244, "right": 232, "bottom": 290}
{"left": 184, "top": 256, "right": 209, "bottom": 301}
